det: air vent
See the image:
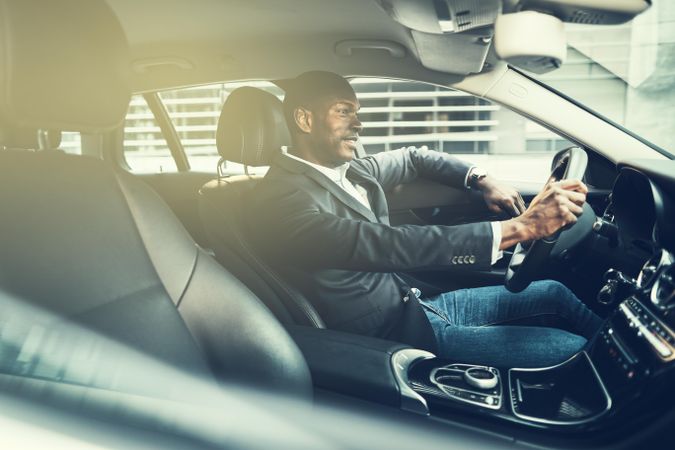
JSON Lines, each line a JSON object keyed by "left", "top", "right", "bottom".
{"left": 651, "top": 264, "right": 675, "bottom": 310}
{"left": 569, "top": 9, "right": 605, "bottom": 24}
{"left": 638, "top": 250, "right": 674, "bottom": 289}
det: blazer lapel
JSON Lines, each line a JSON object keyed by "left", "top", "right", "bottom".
{"left": 276, "top": 153, "right": 378, "bottom": 222}
{"left": 347, "top": 167, "right": 390, "bottom": 226}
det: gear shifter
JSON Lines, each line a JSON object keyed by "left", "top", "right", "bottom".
{"left": 597, "top": 269, "right": 637, "bottom": 306}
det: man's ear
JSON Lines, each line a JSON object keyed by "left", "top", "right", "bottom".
{"left": 294, "top": 107, "right": 313, "bottom": 134}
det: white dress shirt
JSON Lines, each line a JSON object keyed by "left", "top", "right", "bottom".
{"left": 284, "top": 151, "right": 502, "bottom": 264}
{"left": 285, "top": 152, "right": 371, "bottom": 209}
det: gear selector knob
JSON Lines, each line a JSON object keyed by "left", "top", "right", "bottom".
{"left": 464, "top": 367, "right": 499, "bottom": 390}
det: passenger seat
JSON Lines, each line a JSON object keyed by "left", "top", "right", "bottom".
{"left": 0, "top": 0, "right": 311, "bottom": 398}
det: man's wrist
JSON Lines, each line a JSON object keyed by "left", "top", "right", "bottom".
{"left": 467, "top": 167, "right": 489, "bottom": 190}
{"left": 499, "top": 217, "right": 533, "bottom": 250}
{"left": 473, "top": 173, "right": 493, "bottom": 190}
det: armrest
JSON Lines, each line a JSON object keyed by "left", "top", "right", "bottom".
{"left": 288, "top": 326, "right": 413, "bottom": 407}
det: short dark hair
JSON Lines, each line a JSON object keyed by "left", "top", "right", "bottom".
{"left": 279, "top": 71, "right": 355, "bottom": 133}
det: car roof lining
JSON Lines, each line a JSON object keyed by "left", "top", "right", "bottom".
{"left": 105, "top": 0, "right": 498, "bottom": 92}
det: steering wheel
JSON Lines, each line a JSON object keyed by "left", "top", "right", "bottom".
{"left": 504, "top": 146, "right": 594, "bottom": 293}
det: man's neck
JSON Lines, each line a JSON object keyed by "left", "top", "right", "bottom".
{"left": 288, "top": 147, "right": 341, "bottom": 169}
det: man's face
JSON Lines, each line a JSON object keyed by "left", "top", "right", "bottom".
{"left": 308, "top": 90, "right": 362, "bottom": 167}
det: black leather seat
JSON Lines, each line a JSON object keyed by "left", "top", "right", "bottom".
{"left": 0, "top": 0, "right": 310, "bottom": 397}
{"left": 199, "top": 87, "right": 325, "bottom": 329}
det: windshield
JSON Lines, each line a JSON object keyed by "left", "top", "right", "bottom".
{"left": 534, "top": 2, "right": 674, "bottom": 157}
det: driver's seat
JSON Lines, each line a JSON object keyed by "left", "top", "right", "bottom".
{"left": 199, "top": 87, "right": 326, "bottom": 329}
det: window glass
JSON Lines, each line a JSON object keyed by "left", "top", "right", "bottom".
{"left": 123, "top": 95, "right": 177, "bottom": 173}
{"left": 534, "top": 4, "right": 674, "bottom": 156}
{"left": 350, "top": 78, "right": 572, "bottom": 183}
{"left": 59, "top": 132, "right": 82, "bottom": 155}
{"left": 158, "top": 81, "right": 281, "bottom": 175}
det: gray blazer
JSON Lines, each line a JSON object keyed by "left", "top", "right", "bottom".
{"left": 245, "top": 147, "right": 494, "bottom": 350}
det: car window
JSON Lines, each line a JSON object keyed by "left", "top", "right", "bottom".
{"left": 534, "top": 4, "right": 674, "bottom": 157}
{"left": 157, "top": 81, "right": 281, "bottom": 175}
{"left": 60, "top": 132, "right": 82, "bottom": 155}
{"left": 132, "top": 78, "right": 571, "bottom": 182}
{"left": 123, "top": 95, "right": 177, "bottom": 173}
{"left": 350, "top": 78, "right": 573, "bottom": 183}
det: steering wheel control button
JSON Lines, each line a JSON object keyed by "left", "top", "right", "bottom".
{"left": 464, "top": 367, "right": 499, "bottom": 390}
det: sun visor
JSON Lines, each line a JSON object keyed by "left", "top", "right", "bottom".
{"left": 0, "top": 0, "right": 132, "bottom": 132}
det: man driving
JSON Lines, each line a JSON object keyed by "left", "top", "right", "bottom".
{"left": 245, "top": 71, "right": 601, "bottom": 367}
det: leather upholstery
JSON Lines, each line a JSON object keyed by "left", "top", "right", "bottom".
{"left": 0, "top": 0, "right": 311, "bottom": 397}
{"left": 0, "top": 0, "right": 131, "bottom": 132}
{"left": 216, "top": 86, "right": 290, "bottom": 166}
{"left": 0, "top": 150, "right": 312, "bottom": 396}
{"left": 202, "top": 87, "right": 326, "bottom": 329}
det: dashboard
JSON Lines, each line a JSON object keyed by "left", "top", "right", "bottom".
{"left": 585, "top": 158, "right": 675, "bottom": 435}
{"left": 592, "top": 159, "right": 675, "bottom": 276}
{"left": 612, "top": 160, "right": 675, "bottom": 255}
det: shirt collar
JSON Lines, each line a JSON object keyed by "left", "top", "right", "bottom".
{"left": 283, "top": 149, "right": 350, "bottom": 183}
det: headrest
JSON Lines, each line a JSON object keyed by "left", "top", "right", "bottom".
{"left": 0, "top": 0, "right": 131, "bottom": 132}
{"left": 216, "top": 87, "right": 290, "bottom": 166}
{"left": 0, "top": 127, "right": 61, "bottom": 150}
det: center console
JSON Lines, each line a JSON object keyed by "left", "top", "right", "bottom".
{"left": 392, "top": 248, "right": 675, "bottom": 436}
{"left": 291, "top": 249, "right": 675, "bottom": 444}
{"left": 400, "top": 350, "right": 611, "bottom": 427}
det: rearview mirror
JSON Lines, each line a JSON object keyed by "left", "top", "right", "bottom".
{"left": 494, "top": 11, "right": 566, "bottom": 74}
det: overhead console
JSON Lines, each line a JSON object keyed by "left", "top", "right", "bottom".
{"left": 376, "top": 0, "right": 500, "bottom": 74}
{"left": 378, "top": 0, "right": 651, "bottom": 74}
{"left": 378, "top": 0, "right": 501, "bottom": 34}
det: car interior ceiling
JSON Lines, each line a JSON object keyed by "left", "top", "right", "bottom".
{"left": 2, "top": 1, "right": 674, "bottom": 449}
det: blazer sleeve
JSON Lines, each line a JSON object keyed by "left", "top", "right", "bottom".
{"left": 247, "top": 182, "right": 494, "bottom": 272}
{"left": 355, "top": 146, "right": 474, "bottom": 192}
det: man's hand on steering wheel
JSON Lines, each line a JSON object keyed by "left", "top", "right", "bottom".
{"left": 474, "top": 175, "right": 527, "bottom": 218}
{"left": 500, "top": 179, "right": 588, "bottom": 250}
{"left": 500, "top": 147, "right": 590, "bottom": 293}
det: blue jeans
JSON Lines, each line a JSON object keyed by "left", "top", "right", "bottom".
{"left": 419, "top": 280, "right": 602, "bottom": 368}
